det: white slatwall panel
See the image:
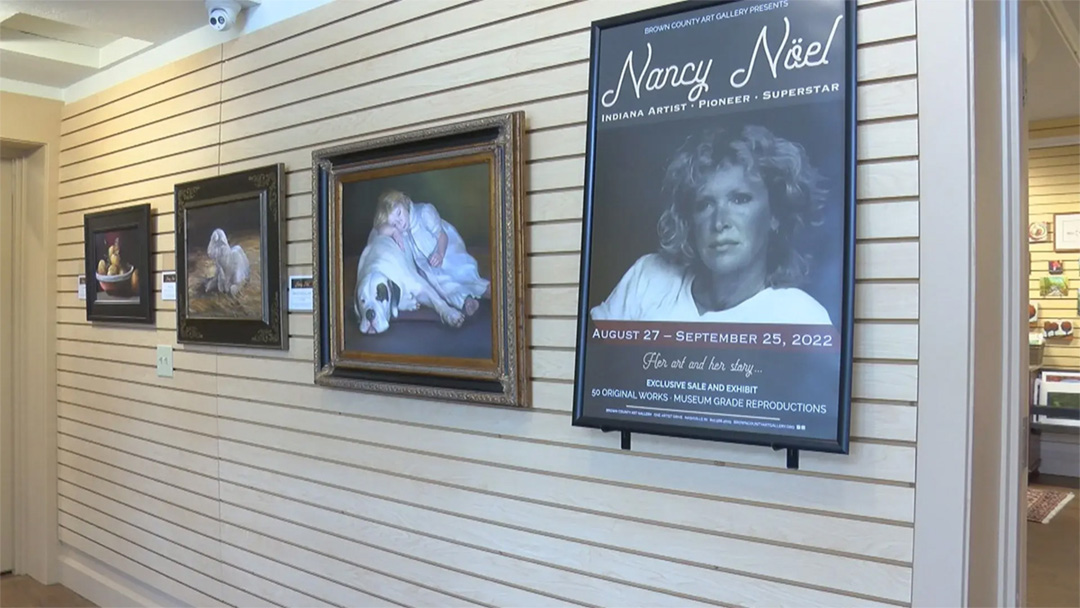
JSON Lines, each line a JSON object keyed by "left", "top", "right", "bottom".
{"left": 56, "top": 0, "right": 920, "bottom": 605}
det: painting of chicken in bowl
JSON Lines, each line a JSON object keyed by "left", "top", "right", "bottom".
{"left": 82, "top": 203, "right": 154, "bottom": 324}
{"left": 93, "top": 230, "right": 140, "bottom": 303}
{"left": 174, "top": 164, "right": 287, "bottom": 349}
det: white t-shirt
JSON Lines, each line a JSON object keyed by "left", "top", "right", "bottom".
{"left": 590, "top": 253, "right": 833, "bottom": 325}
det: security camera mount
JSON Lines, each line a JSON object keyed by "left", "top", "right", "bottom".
{"left": 206, "top": 0, "right": 243, "bottom": 32}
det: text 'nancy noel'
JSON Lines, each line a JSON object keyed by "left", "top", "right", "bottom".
{"left": 600, "top": 12, "right": 844, "bottom": 108}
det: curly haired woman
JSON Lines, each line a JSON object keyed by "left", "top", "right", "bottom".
{"left": 590, "top": 124, "right": 832, "bottom": 325}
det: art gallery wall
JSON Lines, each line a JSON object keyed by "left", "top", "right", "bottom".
{"left": 53, "top": 0, "right": 922, "bottom": 605}
{"left": 1028, "top": 120, "right": 1079, "bottom": 370}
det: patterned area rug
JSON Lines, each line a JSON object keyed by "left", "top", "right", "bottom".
{"left": 1027, "top": 488, "right": 1075, "bottom": 524}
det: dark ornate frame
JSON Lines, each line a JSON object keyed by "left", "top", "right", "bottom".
{"left": 312, "top": 112, "right": 529, "bottom": 407}
{"left": 83, "top": 203, "right": 155, "bottom": 324}
{"left": 173, "top": 164, "right": 287, "bottom": 349}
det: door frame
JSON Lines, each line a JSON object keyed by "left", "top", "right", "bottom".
{"left": 0, "top": 137, "right": 60, "bottom": 584}
{"left": 912, "top": 0, "right": 1026, "bottom": 605}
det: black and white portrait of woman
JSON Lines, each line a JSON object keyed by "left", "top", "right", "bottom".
{"left": 590, "top": 123, "right": 833, "bottom": 326}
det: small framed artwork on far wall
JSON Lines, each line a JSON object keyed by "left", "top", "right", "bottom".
{"left": 83, "top": 203, "right": 154, "bottom": 324}
{"left": 174, "top": 164, "right": 287, "bottom": 348}
{"left": 1054, "top": 213, "right": 1080, "bottom": 252}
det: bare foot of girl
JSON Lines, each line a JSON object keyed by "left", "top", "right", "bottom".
{"left": 464, "top": 297, "right": 479, "bottom": 316}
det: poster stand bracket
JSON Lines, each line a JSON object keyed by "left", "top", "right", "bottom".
{"left": 773, "top": 445, "right": 800, "bottom": 470}
{"left": 600, "top": 427, "right": 633, "bottom": 451}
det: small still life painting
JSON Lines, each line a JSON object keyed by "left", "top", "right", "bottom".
{"left": 174, "top": 164, "right": 287, "bottom": 348}
{"left": 1040, "top": 276, "right": 1069, "bottom": 297}
{"left": 83, "top": 203, "right": 154, "bottom": 324}
{"left": 1048, "top": 260, "right": 1064, "bottom": 275}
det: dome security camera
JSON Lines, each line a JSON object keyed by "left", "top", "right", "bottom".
{"left": 207, "top": 0, "right": 241, "bottom": 31}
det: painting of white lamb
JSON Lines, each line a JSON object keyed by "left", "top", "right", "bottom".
{"left": 183, "top": 197, "right": 264, "bottom": 319}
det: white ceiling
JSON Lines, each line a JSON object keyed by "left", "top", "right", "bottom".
{"left": 0, "top": 0, "right": 212, "bottom": 93}
{"left": 0, "top": 1, "right": 211, "bottom": 45}
{"left": 0, "top": 0, "right": 338, "bottom": 100}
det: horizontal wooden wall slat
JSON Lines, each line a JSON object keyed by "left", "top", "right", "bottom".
{"left": 221, "top": 521, "right": 481, "bottom": 607}
{"left": 59, "top": 465, "right": 219, "bottom": 541}
{"left": 221, "top": 0, "right": 399, "bottom": 72}
{"left": 222, "top": 499, "right": 576, "bottom": 607}
{"left": 223, "top": 0, "right": 596, "bottom": 115}
{"left": 60, "top": 106, "right": 220, "bottom": 169}
{"left": 58, "top": 168, "right": 218, "bottom": 216}
{"left": 62, "top": 47, "right": 222, "bottom": 122}
{"left": 218, "top": 463, "right": 899, "bottom": 607}
{"left": 61, "top": 85, "right": 222, "bottom": 153}
{"left": 221, "top": 541, "right": 396, "bottom": 607}
{"left": 58, "top": 444, "right": 218, "bottom": 517}
{"left": 58, "top": 526, "right": 222, "bottom": 608}
{"left": 60, "top": 126, "right": 220, "bottom": 183}
{"left": 218, "top": 561, "right": 328, "bottom": 608}
{"left": 62, "top": 63, "right": 222, "bottom": 137}
{"left": 60, "top": 147, "right": 219, "bottom": 199}
{"left": 218, "top": 55, "right": 915, "bottom": 168}
{"left": 58, "top": 415, "right": 218, "bottom": 479}
{"left": 216, "top": 379, "right": 915, "bottom": 482}
{"left": 58, "top": 492, "right": 225, "bottom": 597}
{"left": 217, "top": 412, "right": 913, "bottom": 522}
{"left": 56, "top": 0, "right": 921, "bottom": 604}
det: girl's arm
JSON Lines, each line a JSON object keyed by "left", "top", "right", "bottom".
{"left": 430, "top": 229, "right": 448, "bottom": 267}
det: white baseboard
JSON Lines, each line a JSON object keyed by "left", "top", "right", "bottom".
{"left": 59, "top": 546, "right": 184, "bottom": 608}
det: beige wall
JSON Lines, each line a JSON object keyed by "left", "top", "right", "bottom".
{"left": 1028, "top": 119, "right": 1079, "bottom": 371}
{"left": 0, "top": 91, "right": 62, "bottom": 582}
{"left": 53, "top": 1, "right": 921, "bottom": 605}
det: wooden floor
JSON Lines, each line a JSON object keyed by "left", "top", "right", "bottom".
{"left": 0, "top": 574, "right": 95, "bottom": 608}
{"left": 1027, "top": 474, "right": 1080, "bottom": 608}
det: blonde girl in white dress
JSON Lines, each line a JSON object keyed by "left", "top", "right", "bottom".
{"left": 372, "top": 190, "right": 490, "bottom": 316}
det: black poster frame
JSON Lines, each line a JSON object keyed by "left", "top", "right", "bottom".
{"left": 571, "top": 0, "right": 858, "bottom": 455}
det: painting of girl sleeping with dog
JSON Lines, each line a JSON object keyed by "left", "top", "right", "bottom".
{"left": 342, "top": 161, "right": 494, "bottom": 361}
{"left": 183, "top": 197, "right": 264, "bottom": 320}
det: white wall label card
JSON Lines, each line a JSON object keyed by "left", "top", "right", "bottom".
{"left": 77, "top": 275, "right": 86, "bottom": 300}
{"left": 289, "top": 275, "right": 314, "bottom": 311}
{"left": 162, "top": 271, "right": 177, "bottom": 301}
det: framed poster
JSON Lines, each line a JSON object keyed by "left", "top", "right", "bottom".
{"left": 572, "top": 0, "right": 857, "bottom": 454}
{"left": 312, "top": 112, "right": 529, "bottom": 407}
{"left": 174, "top": 164, "right": 287, "bottom": 348}
{"left": 83, "top": 203, "right": 154, "bottom": 324}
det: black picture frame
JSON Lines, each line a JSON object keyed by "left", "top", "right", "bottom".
{"left": 83, "top": 203, "right": 155, "bottom": 324}
{"left": 571, "top": 0, "right": 858, "bottom": 455}
{"left": 173, "top": 164, "right": 287, "bottom": 349}
{"left": 312, "top": 112, "right": 529, "bottom": 407}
